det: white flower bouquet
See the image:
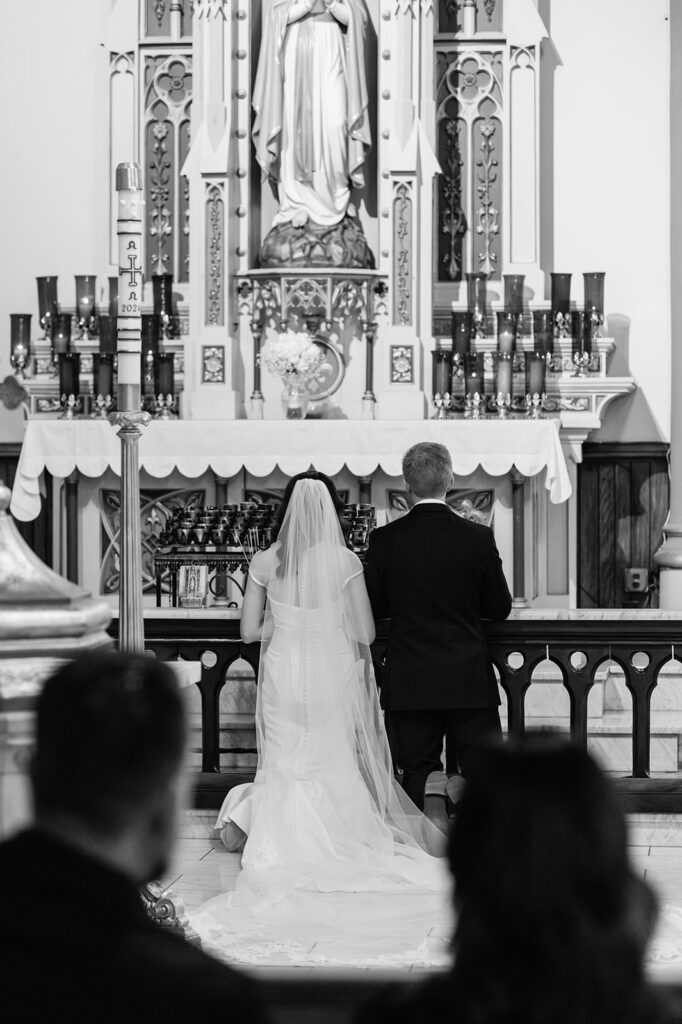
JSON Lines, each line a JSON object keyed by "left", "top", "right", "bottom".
{"left": 259, "top": 329, "right": 322, "bottom": 384}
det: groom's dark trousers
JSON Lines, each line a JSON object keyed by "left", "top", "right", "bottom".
{"left": 365, "top": 501, "right": 512, "bottom": 809}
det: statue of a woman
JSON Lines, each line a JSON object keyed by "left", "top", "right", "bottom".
{"left": 253, "top": 0, "right": 371, "bottom": 230}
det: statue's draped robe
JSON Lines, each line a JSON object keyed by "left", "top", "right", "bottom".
{"left": 253, "top": 0, "right": 371, "bottom": 227}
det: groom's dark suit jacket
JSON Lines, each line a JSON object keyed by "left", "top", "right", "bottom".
{"left": 364, "top": 503, "right": 512, "bottom": 711}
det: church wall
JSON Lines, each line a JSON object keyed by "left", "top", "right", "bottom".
{"left": 545, "top": 0, "right": 670, "bottom": 442}
{"left": 0, "top": 0, "right": 111, "bottom": 384}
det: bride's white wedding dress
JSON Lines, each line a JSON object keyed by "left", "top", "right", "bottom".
{"left": 190, "top": 480, "right": 451, "bottom": 967}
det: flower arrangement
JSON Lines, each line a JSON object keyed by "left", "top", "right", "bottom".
{"left": 259, "top": 329, "right": 322, "bottom": 384}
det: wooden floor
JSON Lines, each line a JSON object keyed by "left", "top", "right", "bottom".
{"left": 165, "top": 810, "right": 682, "bottom": 982}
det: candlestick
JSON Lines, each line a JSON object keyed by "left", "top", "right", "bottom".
{"left": 152, "top": 273, "right": 175, "bottom": 339}
{"left": 503, "top": 274, "right": 525, "bottom": 316}
{"left": 94, "top": 353, "right": 115, "bottom": 400}
{"left": 50, "top": 313, "right": 72, "bottom": 374}
{"left": 36, "top": 276, "right": 58, "bottom": 339}
{"left": 451, "top": 311, "right": 473, "bottom": 355}
{"left": 432, "top": 349, "right": 453, "bottom": 399}
{"left": 532, "top": 309, "right": 554, "bottom": 357}
{"left": 75, "top": 275, "right": 97, "bottom": 339}
{"left": 58, "top": 353, "right": 81, "bottom": 417}
{"left": 584, "top": 271, "right": 605, "bottom": 338}
{"left": 550, "top": 273, "right": 571, "bottom": 338}
{"left": 495, "top": 352, "right": 513, "bottom": 399}
{"left": 525, "top": 352, "right": 546, "bottom": 398}
{"left": 9, "top": 314, "right": 31, "bottom": 379}
{"left": 465, "top": 272, "right": 488, "bottom": 337}
{"left": 464, "top": 352, "right": 485, "bottom": 398}
{"left": 496, "top": 311, "right": 517, "bottom": 354}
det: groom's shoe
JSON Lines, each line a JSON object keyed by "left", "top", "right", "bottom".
{"left": 445, "top": 774, "right": 466, "bottom": 818}
{"left": 220, "top": 821, "right": 247, "bottom": 853}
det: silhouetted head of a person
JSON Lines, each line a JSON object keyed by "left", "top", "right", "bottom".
{"left": 30, "top": 650, "right": 188, "bottom": 884}
{"left": 448, "top": 735, "right": 658, "bottom": 1024}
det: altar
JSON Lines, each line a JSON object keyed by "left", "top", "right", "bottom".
{"left": 10, "top": 416, "right": 573, "bottom": 609}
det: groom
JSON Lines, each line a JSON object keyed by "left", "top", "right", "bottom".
{"left": 364, "top": 441, "right": 512, "bottom": 810}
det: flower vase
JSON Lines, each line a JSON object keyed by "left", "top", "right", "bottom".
{"left": 281, "top": 379, "right": 310, "bottom": 419}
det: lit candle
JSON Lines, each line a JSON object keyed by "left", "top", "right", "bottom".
{"left": 464, "top": 353, "right": 484, "bottom": 396}
{"left": 495, "top": 353, "right": 513, "bottom": 397}
{"left": 496, "top": 311, "right": 517, "bottom": 354}
{"left": 75, "top": 275, "right": 97, "bottom": 320}
{"left": 152, "top": 273, "right": 174, "bottom": 317}
{"left": 36, "top": 277, "right": 58, "bottom": 332}
{"left": 51, "top": 313, "right": 72, "bottom": 354}
{"left": 571, "top": 311, "right": 592, "bottom": 355}
{"left": 583, "top": 272, "right": 605, "bottom": 317}
{"left": 466, "top": 272, "right": 487, "bottom": 318}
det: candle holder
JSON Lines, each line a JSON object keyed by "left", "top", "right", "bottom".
{"left": 584, "top": 271, "right": 605, "bottom": 338}
{"left": 466, "top": 272, "right": 488, "bottom": 338}
{"left": 451, "top": 310, "right": 473, "bottom": 357}
{"left": 10, "top": 314, "right": 31, "bottom": 379}
{"left": 50, "top": 313, "right": 72, "bottom": 375}
{"left": 496, "top": 311, "right": 517, "bottom": 354}
{"left": 571, "top": 310, "right": 593, "bottom": 377}
{"left": 463, "top": 352, "right": 485, "bottom": 418}
{"left": 531, "top": 309, "right": 554, "bottom": 357}
{"left": 153, "top": 353, "right": 175, "bottom": 417}
{"left": 154, "top": 394, "right": 176, "bottom": 420}
{"left": 58, "top": 353, "right": 81, "bottom": 419}
{"left": 91, "top": 394, "right": 113, "bottom": 419}
{"left": 432, "top": 349, "right": 453, "bottom": 403}
{"left": 493, "top": 352, "right": 513, "bottom": 419}
{"left": 525, "top": 392, "right": 546, "bottom": 419}
{"left": 464, "top": 391, "right": 485, "bottom": 420}
{"left": 36, "top": 276, "right": 58, "bottom": 340}
{"left": 75, "top": 275, "right": 97, "bottom": 339}
{"left": 525, "top": 352, "right": 546, "bottom": 418}
{"left": 141, "top": 314, "right": 161, "bottom": 388}
{"left": 152, "top": 273, "right": 176, "bottom": 340}
{"left": 503, "top": 274, "right": 525, "bottom": 317}
{"left": 550, "top": 272, "right": 571, "bottom": 338}
{"left": 432, "top": 392, "right": 453, "bottom": 419}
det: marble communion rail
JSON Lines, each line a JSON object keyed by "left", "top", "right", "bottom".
{"left": 108, "top": 609, "right": 682, "bottom": 813}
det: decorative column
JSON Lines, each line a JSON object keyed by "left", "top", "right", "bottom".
{"left": 110, "top": 163, "right": 150, "bottom": 653}
{"left": 64, "top": 472, "right": 79, "bottom": 583}
{"left": 181, "top": 0, "right": 241, "bottom": 419}
{"left": 655, "top": 0, "right": 682, "bottom": 607}
{"left": 510, "top": 469, "right": 528, "bottom": 608}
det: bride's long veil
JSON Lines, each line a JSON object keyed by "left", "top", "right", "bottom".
{"left": 249, "top": 479, "right": 443, "bottom": 887}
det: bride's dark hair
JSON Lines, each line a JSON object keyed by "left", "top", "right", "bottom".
{"left": 271, "top": 470, "right": 345, "bottom": 542}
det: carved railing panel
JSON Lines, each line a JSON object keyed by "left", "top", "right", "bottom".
{"left": 111, "top": 616, "right": 682, "bottom": 808}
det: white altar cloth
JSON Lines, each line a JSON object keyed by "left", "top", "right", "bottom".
{"left": 9, "top": 419, "right": 572, "bottom": 521}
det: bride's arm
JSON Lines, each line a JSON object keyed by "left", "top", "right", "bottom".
{"left": 240, "top": 559, "right": 267, "bottom": 643}
{"left": 346, "top": 568, "right": 376, "bottom": 645}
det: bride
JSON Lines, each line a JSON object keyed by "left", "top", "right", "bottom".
{"left": 190, "top": 471, "right": 450, "bottom": 967}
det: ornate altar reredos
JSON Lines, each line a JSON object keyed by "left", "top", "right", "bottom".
{"left": 171, "top": 0, "right": 563, "bottom": 421}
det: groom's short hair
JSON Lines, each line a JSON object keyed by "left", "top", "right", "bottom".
{"left": 403, "top": 442, "right": 453, "bottom": 498}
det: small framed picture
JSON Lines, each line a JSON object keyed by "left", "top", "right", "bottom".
{"left": 178, "top": 565, "right": 208, "bottom": 608}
